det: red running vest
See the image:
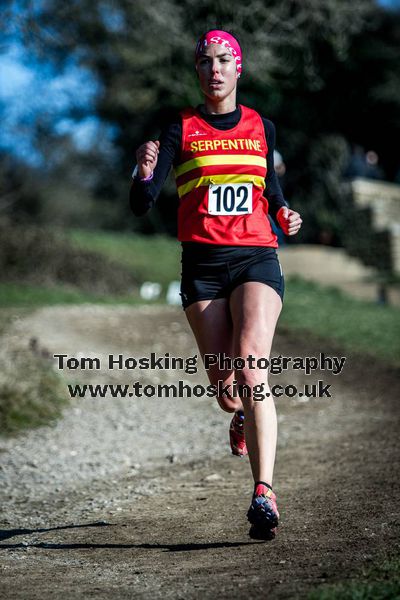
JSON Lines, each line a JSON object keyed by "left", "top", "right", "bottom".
{"left": 173, "top": 104, "right": 278, "bottom": 247}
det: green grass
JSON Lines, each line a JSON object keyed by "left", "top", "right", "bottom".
{"left": 282, "top": 276, "right": 400, "bottom": 366}
{"left": 308, "top": 556, "right": 400, "bottom": 599}
{"left": 66, "top": 228, "right": 181, "bottom": 288}
{"left": 0, "top": 282, "right": 142, "bottom": 308}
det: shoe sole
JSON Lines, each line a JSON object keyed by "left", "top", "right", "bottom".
{"left": 247, "top": 507, "right": 278, "bottom": 532}
{"left": 248, "top": 524, "right": 277, "bottom": 540}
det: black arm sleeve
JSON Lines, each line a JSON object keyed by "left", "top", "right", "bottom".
{"left": 129, "top": 119, "right": 181, "bottom": 217}
{"left": 262, "top": 117, "right": 289, "bottom": 224}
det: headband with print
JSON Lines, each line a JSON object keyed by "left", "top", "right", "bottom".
{"left": 195, "top": 30, "right": 242, "bottom": 76}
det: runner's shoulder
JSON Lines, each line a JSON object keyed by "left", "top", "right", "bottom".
{"left": 242, "top": 105, "right": 276, "bottom": 142}
{"left": 260, "top": 116, "right": 276, "bottom": 142}
{"left": 159, "top": 108, "right": 183, "bottom": 141}
{"left": 241, "top": 105, "right": 274, "bottom": 128}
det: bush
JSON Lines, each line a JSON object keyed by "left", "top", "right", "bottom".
{"left": 0, "top": 219, "right": 138, "bottom": 295}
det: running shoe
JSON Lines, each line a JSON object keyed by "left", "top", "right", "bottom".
{"left": 229, "top": 410, "right": 248, "bottom": 457}
{"left": 247, "top": 485, "right": 279, "bottom": 540}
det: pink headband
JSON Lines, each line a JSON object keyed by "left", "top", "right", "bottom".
{"left": 195, "top": 30, "right": 242, "bottom": 77}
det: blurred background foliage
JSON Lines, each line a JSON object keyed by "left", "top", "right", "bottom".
{"left": 0, "top": 0, "right": 399, "bottom": 270}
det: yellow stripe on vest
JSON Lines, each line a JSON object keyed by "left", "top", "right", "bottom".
{"left": 177, "top": 174, "right": 266, "bottom": 198}
{"left": 174, "top": 154, "right": 267, "bottom": 177}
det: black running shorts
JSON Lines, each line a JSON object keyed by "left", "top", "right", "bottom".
{"left": 180, "top": 242, "right": 284, "bottom": 310}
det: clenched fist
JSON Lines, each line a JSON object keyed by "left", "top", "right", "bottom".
{"left": 136, "top": 140, "right": 160, "bottom": 179}
{"left": 277, "top": 206, "right": 303, "bottom": 236}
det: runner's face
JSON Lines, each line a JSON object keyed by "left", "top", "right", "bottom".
{"left": 196, "top": 44, "right": 239, "bottom": 101}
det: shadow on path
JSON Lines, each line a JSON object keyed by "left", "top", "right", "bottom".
{"left": 0, "top": 520, "right": 111, "bottom": 542}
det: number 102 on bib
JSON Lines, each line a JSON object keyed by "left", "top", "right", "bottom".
{"left": 208, "top": 183, "right": 253, "bottom": 215}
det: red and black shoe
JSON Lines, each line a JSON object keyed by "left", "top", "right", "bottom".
{"left": 229, "top": 410, "right": 248, "bottom": 457}
{"left": 247, "top": 481, "right": 280, "bottom": 540}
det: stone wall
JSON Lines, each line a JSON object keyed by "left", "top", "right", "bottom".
{"left": 351, "top": 178, "right": 400, "bottom": 274}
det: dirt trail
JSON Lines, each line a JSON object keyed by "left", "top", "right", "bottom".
{"left": 0, "top": 305, "right": 399, "bottom": 599}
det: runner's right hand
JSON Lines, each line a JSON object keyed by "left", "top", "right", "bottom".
{"left": 136, "top": 140, "right": 160, "bottom": 179}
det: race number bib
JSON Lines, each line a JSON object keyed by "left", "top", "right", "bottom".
{"left": 208, "top": 183, "right": 253, "bottom": 215}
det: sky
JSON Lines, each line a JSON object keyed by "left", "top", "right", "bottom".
{"left": 1, "top": 0, "right": 399, "bottom": 165}
{"left": 0, "top": 37, "right": 105, "bottom": 165}
{"left": 1, "top": 48, "right": 99, "bottom": 159}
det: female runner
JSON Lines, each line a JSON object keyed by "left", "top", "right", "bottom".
{"left": 130, "top": 30, "right": 302, "bottom": 539}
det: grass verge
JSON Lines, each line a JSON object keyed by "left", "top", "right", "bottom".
{"left": 308, "top": 555, "right": 400, "bottom": 599}
{"left": 0, "top": 282, "right": 141, "bottom": 308}
{"left": 0, "top": 348, "right": 68, "bottom": 436}
{"left": 66, "top": 228, "right": 181, "bottom": 288}
{"left": 282, "top": 275, "right": 400, "bottom": 366}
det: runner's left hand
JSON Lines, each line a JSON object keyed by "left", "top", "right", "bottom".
{"left": 277, "top": 207, "right": 302, "bottom": 236}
